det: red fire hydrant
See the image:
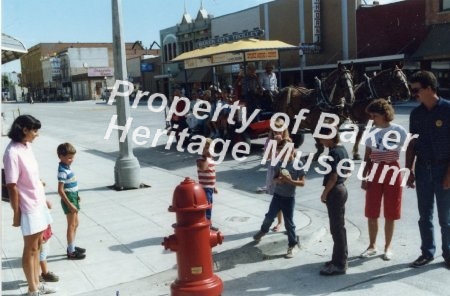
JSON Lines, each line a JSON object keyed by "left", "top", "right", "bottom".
{"left": 162, "top": 177, "right": 224, "bottom": 296}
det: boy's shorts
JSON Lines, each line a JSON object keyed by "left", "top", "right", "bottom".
{"left": 61, "top": 191, "right": 80, "bottom": 215}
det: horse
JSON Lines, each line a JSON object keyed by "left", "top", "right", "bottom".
{"left": 348, "top": 65, "right": 411, "bottom": 159}
{"left": 274, "top": 64, "right": 355, "bottom": 160}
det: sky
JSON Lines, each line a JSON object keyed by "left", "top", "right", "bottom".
{"left": 1, "top": 0, "right": 403, "bottom": 73}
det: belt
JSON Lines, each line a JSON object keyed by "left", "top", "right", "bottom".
{"left": 274, "top": 193, "right": 293, "bottom": 199}
{"left": 417, "top": 159, "right": 450, "bottom": 166}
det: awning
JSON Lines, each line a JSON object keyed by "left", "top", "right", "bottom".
{"left": 1, "top": 33, "right": 27, "bottom": 64}
{"left": 173, "top": 68, "right": 212, "bottom": 83}
{"left": 411, "top": 23, "right": 450, "bottom": 60}
{"left": 171, "top": 38, "right": 296, "bottom": 62}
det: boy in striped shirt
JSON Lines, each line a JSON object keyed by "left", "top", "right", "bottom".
{"left": 57, "top": 143, "right": 86, "bottom": 260}
{"left": 197, "top": 138, "right": 219, "bottom": 231}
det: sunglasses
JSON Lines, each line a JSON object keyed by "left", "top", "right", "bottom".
{"left": 410, "top": 87, "right": 424, "bottom": 94}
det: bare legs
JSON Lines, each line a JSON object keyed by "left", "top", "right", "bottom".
{"left": 272, "top": 211, "right": 283, "bottom": 231}
{"left": 66, "top": 212, "right": 79, "bottom": 249}
{"left": 367, "top": 218, "right": 395, "bottom": 252}
{"left": 23, "top": 232, "right": 43, "bottom": 293}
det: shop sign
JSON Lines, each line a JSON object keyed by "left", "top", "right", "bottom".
{"left": 87, "top": 67, "right": 114, "bottom": 77}
{"left": 245, "top": 50, "right": 279, "bottom": 61}
{"left": 184, "top": 58, "right": 212, "bottom": 69}
{"left": 198, "top": 28, "right": 264, "bottom": 48}
{"left": 312, "top": 0, "right": 321, "bottom": 43}
{"left": 211, "top": 53, "right": 244, "bottom": 65}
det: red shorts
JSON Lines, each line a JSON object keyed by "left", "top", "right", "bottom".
{"left": 365, "top": 161, "right": 403, "bottom": 220}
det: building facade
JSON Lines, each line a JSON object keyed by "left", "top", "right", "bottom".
{"left": 20, "top": 41, "right": 159, "bottom": 101}
{"left": 160, "top": 0, "right": 360, "bottom": 91}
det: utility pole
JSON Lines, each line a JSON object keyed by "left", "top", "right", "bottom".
{"left": 111, "top": 0, "right": 141, "bottom": 189}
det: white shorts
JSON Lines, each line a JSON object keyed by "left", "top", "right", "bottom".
{"left": 21, "top": 204, "right": 53, "bottom": 236}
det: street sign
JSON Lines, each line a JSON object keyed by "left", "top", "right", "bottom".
{"left": 298, "top": 43, "right": 321, "bottom": 54}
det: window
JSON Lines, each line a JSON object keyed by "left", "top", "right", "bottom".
{"left": 442, "top": 0, "right": 450, "bottom": 11}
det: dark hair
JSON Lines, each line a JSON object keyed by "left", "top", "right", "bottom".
{"left": 409, "top": 71, "right": 438, "bottom": 92}
{"left": 365, "top": 98, "right": 395, "bottom": 122}
{"left": 57, "top": 142, "right": 77, "bottom": 156}
{"left": 8, "top": 115, "right": 41, "bottom": 142}
{"left": 318, "top": 127, "right": 340, "bottom": 143}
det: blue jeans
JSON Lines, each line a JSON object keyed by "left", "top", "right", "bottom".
{"left": 415, "top": 163, "right": 450, "bottom": 260}
{"left": 260, "top": 194, "right": 298, "bottom": 247}
{"left": 203, "top": 188, "right": 214, "bottom": 220}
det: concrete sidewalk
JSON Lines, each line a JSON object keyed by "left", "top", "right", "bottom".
{"left": 1, "top": 100, "right": 448, "bottom": 296}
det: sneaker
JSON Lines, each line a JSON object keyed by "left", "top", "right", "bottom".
{"left": 41, "top": 271, "right": 59, "bottom": 282}
{"left": 255, "top": 186, "right": 267, "bottom": 193}
{"left": 410, "top": 255, "right": 434, "bottom": 268}
{"left": 285, "top": 245, "right": 299, "bottom": 259}
{"left": 67, "top": 250, "right": 86, "bottom": 260}
{"left": 253, "top": 230, "right": 266, "bottom": 242}
{"left": 320, "top": 263, "right": 347, "bottom": 276}
{"left": 39, "top": 283, "right": 56, "bottom": 294}
{"left": 75, "top": 246, "right": 86, "bottom": 254}
{"left": 382, "top": 250, "right": 393, "bottom": 261}
{"left": 359, "top": 248, "right": 378, "bottom": 258}
{"left": 28, "top": 291, "right": 42, "bottom": 296}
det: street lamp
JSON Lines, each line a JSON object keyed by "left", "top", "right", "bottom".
{"left": 111, "top": 0, "right": 141, "bottom": 189}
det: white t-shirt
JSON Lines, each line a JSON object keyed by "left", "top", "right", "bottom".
{"left": 364, "top": 123, "right": 407, "bottom": 163}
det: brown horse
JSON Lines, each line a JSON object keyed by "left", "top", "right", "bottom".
{"left": 275, "top": 64, "right": 355, "bottom": 160}
{"left": 348, "top": 65, "right": 411, "bottom": 159}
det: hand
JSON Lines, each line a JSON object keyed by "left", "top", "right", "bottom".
{"left": 406, "top": 173, "right": 416, "bottom": 189}
{"left": 46, "top": 200, "right": 52, "bottom": 209}
{"left": 443, "top": 171, "right": 450, "bottom": 190}
{"left": 361, "top": 180, "right": 367, "bottom": 190}
{"left": 12, "top": 213, "right": 20, "bottom": 227}
{"left": 69, "top": 204, "right": 78, "bottom": 214}
{"left": 214, "top": 188, "right": 218, "bottom": 194}
{"left": 321, "top": 192, "right": 327, "bottom": 204}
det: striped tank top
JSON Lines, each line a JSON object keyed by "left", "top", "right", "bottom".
{"left": 197, "top": 157, "right": 216, "bottom": 188}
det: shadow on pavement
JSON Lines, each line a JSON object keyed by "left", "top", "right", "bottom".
{"left": 223, "top": 259, "right": 441, "bottom": 295}
{"left": 108, "top": 236, "right": 166, "bottom": 254}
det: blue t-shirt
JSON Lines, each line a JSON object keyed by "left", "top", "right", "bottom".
{"left": 409, "top": 97, "right": 450, "bottom": 163}
{"left": 322, "top": 144, "right": 350, "bottom": 186}
{"left": 58, "top": 162, "right": 78, "bottom": 193}
{"left": 273, "top": 159, "right": 305, "bottom": 198}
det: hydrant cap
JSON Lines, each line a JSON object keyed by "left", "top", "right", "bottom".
{"left": 171, "top": 177, "right": 211, "bottom": 212}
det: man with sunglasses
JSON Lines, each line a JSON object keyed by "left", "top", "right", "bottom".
{"left": 405, "top": 70, "right": 450, "bottom": 269}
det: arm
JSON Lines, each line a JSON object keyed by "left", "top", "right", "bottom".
{"left": 6, "top": 183, "right": 20, "bottom": 227}
{"left": 361, "top": 147, "right": 372, "bottom": 190}
{"left": 321, "top": 172, "right": 338, "bottom": 203}
{"left": 276, "top": 173, "right": 305, "bottom": 187}
{"left": 58, "top": 182, "right": 78, "bottom": 213}
{"left": 405, "top": 138, "right": 416, "bottom": 188}
{"left": 196, "top": 157, "right": 208, "bottom": 171}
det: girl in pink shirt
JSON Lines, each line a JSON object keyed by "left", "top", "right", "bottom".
{"left": 3, "top": 115, "right": 53, "bottom": 296}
